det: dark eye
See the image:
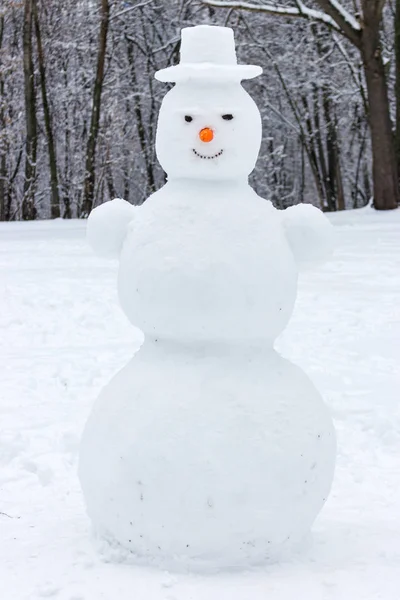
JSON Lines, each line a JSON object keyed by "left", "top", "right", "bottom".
{"left": 184, "top": 115, "right": 193, "bottom": 123}
{"left": 222, "top": 114, "right": 234, "bottom": 121}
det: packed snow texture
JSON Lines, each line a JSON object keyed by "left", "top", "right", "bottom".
{"left": 155, "top": 83, "right": 262, "bottom": 181}
{"left": 283, "top": 203, "right": 335, "bottom": 269}
{"left": 81, "top": 183, "right": 335, "bottom": 569}
{"left": 81, "top": 187, "right": 336, "bottom": 569}
{"left": 80, "top": 340, "right": 335, "bottom": 570}
{"left": 80, "top": 25, "right": 336, "bottom": 569}
{"left": 86, "top": 198, "right": 136, "bottom": 259}
{"left": 1, "top": 208, "right": 400, "bottom": 597}
{"left": 118, "top": 183, "right": 299, "bottom": 341}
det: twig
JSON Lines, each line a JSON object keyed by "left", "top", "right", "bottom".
{"left": 110, "top": 0, "right": 154, "bottom": 21}
{"left": 0, "top": 511, "right": 19, "bottom": 519}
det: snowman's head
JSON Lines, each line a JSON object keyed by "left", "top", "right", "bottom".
{"left": 156, "top": 83, "right": 262, "bottom": 181}
{"left": 155, "top": 25, "right": 262, "bottom": 182}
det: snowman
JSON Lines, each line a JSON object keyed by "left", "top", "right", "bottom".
{"left": 79, "top": 25, "right": 336, "bottom": 571}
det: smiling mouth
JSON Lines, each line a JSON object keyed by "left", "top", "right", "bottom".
{"left": 192, "top": 149, "right": 224, "bottom": 160}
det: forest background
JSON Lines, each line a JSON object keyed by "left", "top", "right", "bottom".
{"left": 1, "top": 0, "right": 399, "bottom": 220}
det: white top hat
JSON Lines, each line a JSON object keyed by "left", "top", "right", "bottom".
{"left": 155, "top": 25, "right": 262, "bottom": 83}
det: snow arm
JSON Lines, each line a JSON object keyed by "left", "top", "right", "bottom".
{"left": 282, "top": 203, "right": 335, "bottom": 270}
{"left": 86, "top": 198, "right": 136, "bottom": 259}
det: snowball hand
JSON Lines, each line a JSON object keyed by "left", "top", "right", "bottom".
{"left": 283, "top": 204, "right": 335, "bottom": 270}
{"left": 86, "top": 198, "right": 135, "bottom": 259}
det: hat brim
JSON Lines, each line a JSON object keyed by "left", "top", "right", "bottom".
{"left": 155, "top": 63, "right": 262, "bottom": 83}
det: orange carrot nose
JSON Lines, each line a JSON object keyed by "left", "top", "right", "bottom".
{"left": 199, "top": 127, "right": 214, "bottom": 143}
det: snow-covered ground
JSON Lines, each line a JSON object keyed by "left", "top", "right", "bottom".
{"left": 1, "top": 207, "right": 399, "bottom": 599}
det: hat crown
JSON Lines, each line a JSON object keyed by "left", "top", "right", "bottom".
{"left": 154, "top": 25, "right": 262, "bottom": 83}
{"left": 180, "top": 25, "right": 237, "bottom": 66}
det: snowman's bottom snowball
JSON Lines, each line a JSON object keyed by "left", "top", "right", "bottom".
{"left": 79, "top": 342, "right": 336, "bottom": 571}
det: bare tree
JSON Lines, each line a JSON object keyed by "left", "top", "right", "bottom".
{"left": 33, "top": 0, "right": 60, "bottom": 218}
{"left": 395, "top": 0, "right": 400, "bottom": 183}
{"left": 204, "top": 0, "right": 399, "bottom": 210}
{"left": 0, "top": 12, "right": 6, "bottom": 221}
{"left": 22, "top": 0, "right": 37, "bottom": 220}
{"left": 0, "top": 0, "right": 395, "bottom": 218}
{"left": 81, "top": 0, "right": 110, "bottom": 217}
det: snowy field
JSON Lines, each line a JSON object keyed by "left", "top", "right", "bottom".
{"left": 1, "top": 207, "right": 400, "bottom": 600}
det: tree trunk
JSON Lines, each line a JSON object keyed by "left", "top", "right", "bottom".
{"left": 105, "top": 147, "right": 115, "bottom": 200}
{"left": 61, "top": 57, "right": 72, "bottom": 218}
{"left": 81, "top": 0, "right": 110, "bottom": 217}
{"left": 0, "top": 14, "right": 6, "bottom": 221}
{"left": 126, "top": 37, "right": 156, "bottom": 201}
{"left": 395, "top": 0, "right": 400, "bottom": 182}
{"left": 361, "top": 4, "right": 399, "bottom": 210}
{"left": 123, "top": 100, "right": 131, "bottom": 203}
{"left": 323, "top": 89, "right": 345, "bottom": 210}
{"left": 312, "top": 85, "right": 333, "bottom": 210}
{"left": 22, "top": 0, "right": 37, "bottom": 220}
{"left": 0, "top": 77, "right": 6, "bottom": 222}
{"left": 33, "top": 0, "right": 60, "bottom": 218}
{"left": 301, "top": 94, "right": 326, "bottom": 209}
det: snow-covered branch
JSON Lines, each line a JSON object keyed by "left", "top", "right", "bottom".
{"left": 201, "top": 0, "right": 362, "bottom": 45}
{"left": 110, "top": 0, "right": 154, "bottom": 21}
{"left": 332, "top": 33, "right": 367, "bottom": 113}
{"left": 202, "top": 0, "right": 340, "bottom": 31}
{"left": 314, "top": 0, "right": 361, "bottom": 47}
